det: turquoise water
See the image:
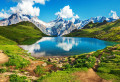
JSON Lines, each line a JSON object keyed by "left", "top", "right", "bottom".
{"left": 19, "top": 37, "right": 118, "bottom": 57}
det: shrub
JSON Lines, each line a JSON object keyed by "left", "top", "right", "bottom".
{"left": 73, "top": 56, "right": 96, "bottom": 68}
{"left": 34, "top": 65, "right": 45, "bottom": 76}
{"left": 9, "top": 74, "right": 28, "bottom": 82}
{"left": 0, "top": 68, "right": 7, "bottom": 73}
{"left": 86, "top": 56, "right": 96, "bottom": 68}
{"left": 64, "top": 64, "right": 71, "bottom": 69}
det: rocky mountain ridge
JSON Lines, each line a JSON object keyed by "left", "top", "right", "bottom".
{"left": 0, "top": 13, "right": 119, "bottom": 36}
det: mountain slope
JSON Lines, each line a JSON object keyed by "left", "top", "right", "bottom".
{"left": 64, "top": 19, "right": 120, "bottom": 42}
{"left": 0, "top": 13, "right": 120, "bottom": 36}
{"left": 0, "top": 35, "right": 17, "bottom": 45}
{"left": 0, "top": 21, "right": 47, "bottom": 44}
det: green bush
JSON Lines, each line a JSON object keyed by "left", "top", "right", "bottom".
{"left": 0, "top": 68, "right": 7, "bottom": 73}
{"left": 63, "top": 64, "right": 71, "bottom": 69}
{"left": 73, "top": 56, "right": 96, "bottom": 68}
{"left": 9, "top": 74, "right": 28, "bottom": 82}
{"left": 86, "top": 56, "right": 96, "bottom": 68}
{"left": 34, "top": 65, "right": 45, "bottom": 76}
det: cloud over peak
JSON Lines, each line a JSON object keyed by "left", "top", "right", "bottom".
{"left": 0, "top": 0, "right": 49, "bottom": 18}
{"left": 55, "top": 5, "right": 79, "bottom": 19}
{"left": 110, "top": 10, "right": 119, "bottom": 19}
{"left": 0, "top": 9, "right": 10, "bottom": 18}
{"left": 10, "top": 0, "right": 40, "bottom": 16}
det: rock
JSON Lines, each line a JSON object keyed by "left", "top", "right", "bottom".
{"left": 0, "top": 50, "right": 3, "bottom": 53}
{"left": 48, "top": 58, "right": 58, "bottom": 63}
{"left": 24, "top": 72, "right": 29, "bottom": 75}
{"left": 56, "top": 64, "right": 63, "bottom": 68}
{"left": 55, "top": 58, "right": 59, "bottom": 61}
{"left": 42, "top": 63, "right": 47, "bottom": 67}
{"left": 48, "top": 58, "right": 52, "bottom": 62}
{"left": 70, "top": 58, "right": 75, "bottom": 61}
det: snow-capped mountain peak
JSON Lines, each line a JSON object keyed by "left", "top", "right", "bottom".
{"left": 0, "top": 13, "right": 120, "bottom": 36}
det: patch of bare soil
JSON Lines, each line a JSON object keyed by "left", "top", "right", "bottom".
{"left": 73, "top": 69, "right": 111, "bottom": 82}
{"left": 0, "top": 52, "right": 9, "bottom": 64}
{"left": 0, "top": 75, "right": 9, "bottom": 82}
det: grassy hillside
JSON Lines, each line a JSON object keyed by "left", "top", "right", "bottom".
{"left": 65, "top": 19, "right": 120, "bottom": 42}
{"left": 92, "top": 45, "right": 120, "bottom": 82}
{"left": 0, "top": 35, "right": 17, "bottom": 45}
{"left": 0, "top": 21, "right": 47, "bottom": 45}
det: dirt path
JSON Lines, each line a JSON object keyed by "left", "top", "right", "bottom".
{"left": 0, "top": 51, "right": 9, "bottom": 64}
{"left": 73, "top": 69, "right": 111, "bottom": 82}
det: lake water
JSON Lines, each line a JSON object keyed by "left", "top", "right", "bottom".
{"left": 19, "top": 37, "right": 118, "bottom": 57}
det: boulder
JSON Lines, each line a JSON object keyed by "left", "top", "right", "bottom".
{"left": 56, "top": 64, "right": 63, "bottom": 68}
{"left": 42, "top": 63, "right": 47, "bottom": 67}
{"left": 70, "top": 58, "right": 75, "bottom": 61}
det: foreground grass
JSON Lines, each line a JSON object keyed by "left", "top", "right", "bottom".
{"left": 36, "top": 68, "right": 88, "bottom": 82}
{"left": 65, "top": 19, "right": 120, "bottom": 42}
{"left": 0, "top": 45, "right": 30, "bottom": 69}
{"left": 91, "top": 45, "right": 120, "bottom": 82}
{"left": 9, "top": 74, "right": 29, "bottom": 82}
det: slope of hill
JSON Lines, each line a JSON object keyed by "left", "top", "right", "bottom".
{"left": 0, "top": 13, "right": 120, "bottom": 36}
{"left": 65, "top": 19, "right": 120, "bottom": 42}
{"left": 0, "top": 35, "right": 17, "bottom": 45}
{"left": 0, "top": 21, "right": 47, "bottom": 45}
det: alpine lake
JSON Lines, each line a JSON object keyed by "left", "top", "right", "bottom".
{"left": 19, "top": 37, "right": 119, "bottom": 57}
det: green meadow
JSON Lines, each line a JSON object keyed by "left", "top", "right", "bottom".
{"left": 0, "top": 20, "right": 120, "bottom": 82}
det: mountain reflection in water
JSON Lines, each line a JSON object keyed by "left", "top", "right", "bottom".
{"left": 19, "top": 37, "right": 117, "bottom": 57}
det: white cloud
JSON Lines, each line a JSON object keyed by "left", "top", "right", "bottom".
{"left": 12, "top": 0, "right": 49, "bottom": 5}
{"left": 110, "top": 10, "right": 119, "bottom": 19}
{"left": 0, "top": 9, "right": 10, "bottom": 18}
{"left": 71, "top": 15, "right": 80, "bottom": 23}
{"left": 55, "top": 5, "right": 79, "bottom": 19}
{"left": 56, "top": 38, "right": 78, "bottom": 51}
{"left": 0, "top": 0, "right": 49, "bottom": 18}
{"left": 10, "top": 0, "right": 40, "bottom": 16}
{"left": 74, "top": 15, "right": 79, "bottom": 19}
{"left": 19, "top": 43, "right": 40, "bottom": 53}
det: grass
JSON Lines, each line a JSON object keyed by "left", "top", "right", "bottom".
{"left": 0, "top": 45, "right": 30, "bottom": 69}
{"left": 73, "top": 54, "right": 96, "bottom": 68}
{"left": 34, "top": 65, "right": 45, "bottom": 76}
{"left": 9, "top": 74, "right": 29, "bottom": 82}
{"left": 0, "top": 20, "right": 120, "bottom": 82}
{"left": 0, "top": 21, "right": 47, "bottom": 45}
{"left": 36, "top": 68, "right": 88, "bottom": 82}
{"left": 65, "top": 19, "right": 120, "bottom": 42}
{"left": 91, "top": 45, "right": 120, "bottom": 82}
{"left": 0, "top": 35, "right": 17, "bottom": 45}
{"left": 35, "top": 52, "right": 96, "bottom": 82}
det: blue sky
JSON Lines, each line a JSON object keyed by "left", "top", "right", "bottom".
{"left": 0, "top": 0, "right": 120, "bottom": 22}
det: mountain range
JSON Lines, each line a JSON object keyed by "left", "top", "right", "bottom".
{"left": 0, "top": 13, "right": 120, "bottom": 36}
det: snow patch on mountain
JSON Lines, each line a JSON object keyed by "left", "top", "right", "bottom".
{"left": 0, "top": 13, "right": 120, "bottom": 36}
